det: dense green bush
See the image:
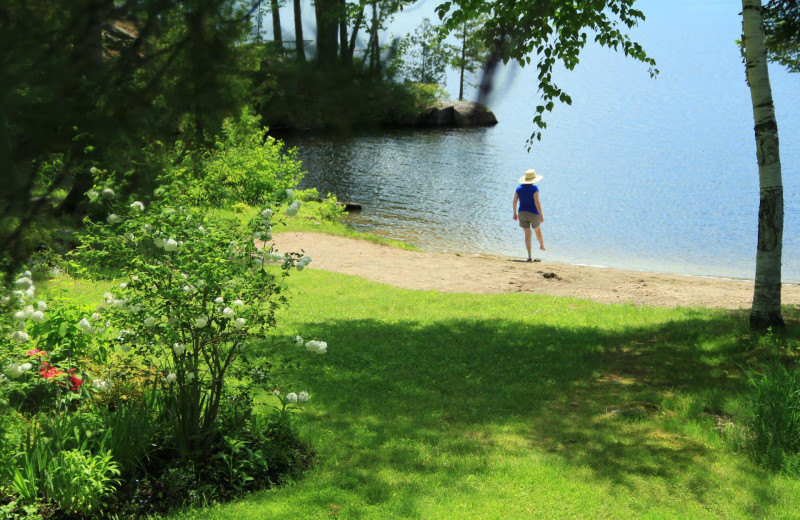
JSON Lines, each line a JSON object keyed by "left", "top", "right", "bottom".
{"left": 153, "top": 109, "right": 304, "bottom": 208}
{"left": 202, "top": 110, "right": 305, "bottom": 206}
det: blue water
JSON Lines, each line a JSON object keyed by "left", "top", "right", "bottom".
{"left": 285, "top": 0, "right": 800, "bottom": 281}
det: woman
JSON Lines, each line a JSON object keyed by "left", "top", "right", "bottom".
{"left": 512, "top": 168, "right": 545, "bottom": 261}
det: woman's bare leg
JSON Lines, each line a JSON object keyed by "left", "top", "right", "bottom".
{"left": 534, "top": 225, "right": 545, "bottom": 250}
{"left": 523, "top": 227, "right": 532, "bottom": 260}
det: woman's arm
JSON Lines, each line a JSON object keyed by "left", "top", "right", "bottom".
{"left": 534, "top": 192, "right": 544, "bottom": 222}
{"left": 512, "top": 192, "right": 519, "bottom": 221}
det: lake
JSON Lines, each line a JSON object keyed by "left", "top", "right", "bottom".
{"left": 281, "top": 0, "right": 800, "bottom": 282}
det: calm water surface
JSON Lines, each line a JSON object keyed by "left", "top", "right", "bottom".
{"left": 283, "top": 0, "right": 800, "bottom": 281}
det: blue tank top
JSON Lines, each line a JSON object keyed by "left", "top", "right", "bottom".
{"left": 516, "top": 184, "right": 539, "bottom": 214}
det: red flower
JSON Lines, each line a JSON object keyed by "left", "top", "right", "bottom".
{"left": 40, "top": 362, "right": 64, "bottom": 380}
{"left": 69, "top": 374, "right": 83, "bottom": 391}
{"left": 27, "top": 349, "right": 47, "bottom": 358}
{"left": 40, "top": 362, "right": 83, "bottom": 391}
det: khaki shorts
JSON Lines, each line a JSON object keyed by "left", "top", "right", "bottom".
{"left": 518, "top": 211, "right": 541, "bottom": 229}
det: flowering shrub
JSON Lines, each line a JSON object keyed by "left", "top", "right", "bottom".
{"left": 75, "top": 187, "right": 318, "bottom": 455}
{"left": 1, "top": 273, "right": 99, "bottom": 413}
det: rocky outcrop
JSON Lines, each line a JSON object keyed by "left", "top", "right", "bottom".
{"left": 416, "top": 101, "right": 498, "bottom": 128}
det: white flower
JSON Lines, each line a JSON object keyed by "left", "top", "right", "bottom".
{"left": 194, "top": 316, "right": 208, "bottom": 328}
{"left": 144, "top": 316, "right": 156, "bottom": 328}
{"left": 166, "top": 373, "right": 177, "bottom": 383}
{"left": 294, "top": 335, "right": 304, "bottom": 346}
{"left": 91, "top": 313, "right": 102, "bottom": 320}
{"left": 253, "top": 258, "right": 264, "bottom": 270}
{"left": 285, "top": 200, "right": 301, "bottom": 216}
{"left": 3, "top": 364, "right": 23, "bottom": 379}
{"left": 77, "top": 318, "right": 95, "bottom": 335}
{"left": 163, "top": 239, "right": 179, "bottom": 252}
{"left": 127, "top": 303, "right": 142, "bottom": 314}
{"left": 304, "top": 340, "right": 328, "bottom": 354}
{"left": 285, "top": 189, "right": 293, "bottom": 199}
{"left": 182, "top": 285, "right": 195, "bottom": 294}
{"left": 130, "top": 201, "right": 145, "bottom": 212}
{"left": 186, "top": 372, "right": 195, "bottom": 382}
{"left": 298, "top": 255, "right": 312, "bottom": 267}
{"left": 298, "top": 391, "right": 309, "bottom": 402}
{"left": 11, "top": 330, "right": 29, "bottom": 343}
{"left": 90, "top": 166, "right": 100, "bottom": 175}
{"left": 13, "top": 277, "right": 32, "bottom": 290}
{"left": 92, "top": 379, "right": 109, "bottom": 391}
{"left": 232, "top": 299, "right": 244, "bottom": 307}
{"left": 197, "top": 225, "right": 206, "bottom": 234}
{"left": 120, "top": 283, "right": 128, "bottom": 289}
{"left": 154, "top": 237, "right": 165, "bottom": 248}
{"left": 20, "top": 362, "right": 33, "bottom": 372}
{"left": 222, "top": 307, "right": 235, "bottom": 318}
{"left": 261, "top": 208, "right": 273, "bottom": 219}
{"left": 268, "top": 252, "right": 284, "bottom": 262}
{"left": 172, "top": 343, "right": 186, "bottom": 356}
{"left": 87, "top": 189, "right": 100, "bottom": 200}
{"left": 37, "top": 301, "right": 47, "bottom": 311}
{"left": 196, "top": 279, "right": 206, "bottom": 287}
{"left": 214, "top": 297, "right": 224, "bottom": 304}
{"left": 286, "top": 392, "right": 298, "bottom": 403}
{"left": 131, "top": 275, "right": 139, "bottom": 282}
{"left": 101, "top": 187, "right": 115, "bottom": 199}
{"left": 24, "top": 287, "right": 34, "bottom": 299}
{"left": 13, "top": 310, "right": 26, "bottom": 321}
{"left": 30, "top": 310, "right": 45, "bottom": 322}
{"left": 233, "top": 317, "right": 246, "bottom": 329}
{"left": 103, "top": 292, "right": 114, "bottom": 303}
{"left": 106, "top": 214, "right": 121, "bottom": 224}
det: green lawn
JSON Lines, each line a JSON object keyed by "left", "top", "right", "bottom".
{"left": 148, "top": 267, "right": 800, "bottom": 520}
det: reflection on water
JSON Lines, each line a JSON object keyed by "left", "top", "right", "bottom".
{"left": 277, "top": 1, "right": 800, "bottom": 282}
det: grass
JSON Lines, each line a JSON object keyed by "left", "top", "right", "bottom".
{"left": 31, "top": 223, "right": 800, "bottom": 519}
{"left": 209, "top": 201, "right": 419, "bottom": 250}
{"left": 147, "top": 267, "right": 800, "bottom": 520}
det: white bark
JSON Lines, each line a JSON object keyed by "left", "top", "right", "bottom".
{"left": 742, "top": 0, "right": 784, "bottom": 328}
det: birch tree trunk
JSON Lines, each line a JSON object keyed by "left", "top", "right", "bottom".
{"left": 741, "top": 0, "right": 785, "bottom": 330}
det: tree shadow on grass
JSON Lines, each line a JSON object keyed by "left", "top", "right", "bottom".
{"left": 282, "top": 310, "right": 792, "bottom": 515}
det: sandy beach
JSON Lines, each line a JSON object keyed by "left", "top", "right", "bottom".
{"left": 271, "top": 232, "right": 800, "bottom": 310}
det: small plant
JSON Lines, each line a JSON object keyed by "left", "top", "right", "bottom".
{"left": 745, "top": 362, "right": 800, "bottom": 471}
{"left": 45, "top": 449, "right": 121, "bottom": 516}
{"left": 318, "top": 193, "right": 348, "bottom": 223}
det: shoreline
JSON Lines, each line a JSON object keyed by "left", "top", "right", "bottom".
{"left": 348, "top": 225, "right": 800, "bottom": 285}
{"left": 270, "top": 231, "right": 800, "bottom": 310}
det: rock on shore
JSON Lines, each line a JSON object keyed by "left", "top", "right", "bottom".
{"left": 416, "top": 101, "right": 498, "bottom": 127}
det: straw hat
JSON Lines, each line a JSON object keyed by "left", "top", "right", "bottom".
{"left": 518, "top": 168, "right": 543, "bottom": 184}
